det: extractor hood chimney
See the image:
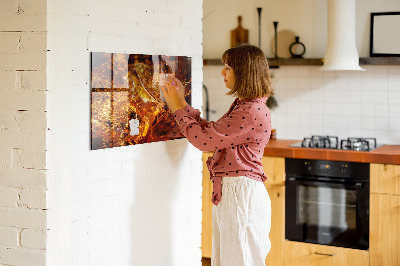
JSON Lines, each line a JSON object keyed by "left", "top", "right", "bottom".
{"left": 320, "top": 0, "right": 365, "bottom": 71}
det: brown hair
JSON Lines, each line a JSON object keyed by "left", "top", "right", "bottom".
{"left": 221, "top": 44, "right": 273, "bottom": 99}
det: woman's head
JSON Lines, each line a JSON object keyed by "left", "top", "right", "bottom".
{"left": 221, "top": 44, "right": 273, "bottom": 99}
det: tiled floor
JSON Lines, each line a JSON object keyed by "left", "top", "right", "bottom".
{"left": 202, "top": 257, "right": 211, "bottom": 266}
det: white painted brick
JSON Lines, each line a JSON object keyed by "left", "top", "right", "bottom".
{"left": 135, "top": 24, "right": 172, "bottom": 41}
{"left": 0, "top": 71, "right": 16, "bottom": 90}
{"left": 1, "top": 110, "right": 46, "bottom": 130}
{"left": 0, "top": 208, "right": 46, "bottom": 230}
{"left": 191, "top": 30, "right": 203, "bottom": 44}
{"left": 189, "top": 3, "right": 203, "bottom": 19}
{"left": 0, "top": 52, "right": 46, "bottom": 71}
{"left": 166, "top": 0, "right": 192, "bottom": 15}
{"left": 87, "top": 212, "right": 109, "bottom": 233}
{"left": 68, "top": 51, "right": 90, "bottom": 70}
{"left": 19, "top": 189, "right": 46, "bottom": 209}
{"left": 0, "top": 32, "right": 20, "bottom": 54}
{"left": 0, "top": 90, "right": 46, "bottom": 111}
{"left": 72, "top": 218, "right": 88, "bottom": 238}
{"left": 0, "top": 187, "right": 19, "bottom": 208}
{"left": 16, "top": 70, "right": 47, "bottom": 91}
{"left": 121, "top": 161, "right": 134, "bottom": 176}
{"left": 120, "top": 36, "right": 153, "bottom": 54}
{"left": 0, "top": 149, "right": 11, "bottom": 169}
{"left": 17, "top": 32, "right": 46, "bottom": 55}
{"left": 0, "top": 129, "right": 46, "bottom": 150}
{"left": 191, "top": 68, "right": 203, "bottom": 84}
{"left": 182, "top": 42, "right": 202, "bottom": 57}
{"left": 151, "top": 11, "right": 180, "bottom": 28}
{"left": 19, "top": 0, "right": 47, "bottom": 15}
{"left": 104, "top": 147, "right": 135, "bottom": 162}
{"left": 87, "top": 164, "right": 108, "bottom": 183}
{"left": 0, "top": 13, "right": 46, "bottom": 32}
{"left": 181, "top": 15, "right": 202, "bottom": 30}
{"left": 0, "top": 169, "right": 47, "bottom": 189}
{"left": 104, "top": 178, "right": 123, "bottom": 196}
{"left": 10, "top": 148, "right": 21, "bottom": 169}
{"left": 20, "top": 229, "right": 46, "bottom": 250}
{"left": 71, "top": 166, "right": 88, "bottom": 187}
{"left": 0, "top": 227, "right": 19, "bottom": 247}
{"left": 0, "top": 247, "right": 45, "bottom": 266}
{"left": 0, "top": 0, "right": 18, "bottom": 13}
{"left": 191, "top": 55, "right": 203, "bottom": 68}
{"left": 20, "top": 149, "right": 46, "bottom": 170}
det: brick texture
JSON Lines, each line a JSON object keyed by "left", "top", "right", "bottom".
{"left": 0, "top": 0, "right": 47, "bottom": 264}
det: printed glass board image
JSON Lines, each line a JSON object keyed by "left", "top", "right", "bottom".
{"left": 91, "top": 52, "right": 191, "bottom": 150}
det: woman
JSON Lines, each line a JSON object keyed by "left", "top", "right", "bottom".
{"left": 162, "top": 44, "right": 273, "bottom": 266}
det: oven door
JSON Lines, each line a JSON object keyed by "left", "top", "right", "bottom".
{"left": 285, "top": 177, "right": 369, "bottom": 250}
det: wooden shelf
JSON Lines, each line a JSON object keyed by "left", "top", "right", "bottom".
{"left": 359, "top": 57, "right": 400, "bottom": 65}
{"left": 203, "top": 57, "right": 400, "bottom": 67}
{"left": 268, "top": 58, "right": 322, "bottom": 67}
{"left": 203, "top": 58, "right": 323, "bottom": 67}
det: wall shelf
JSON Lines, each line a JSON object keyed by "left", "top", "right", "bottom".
{"left": 203, "top": 57, "right": 400, "bottom": 67}
{"left": 359, "top": 57, "right": 400, "bottom": 65}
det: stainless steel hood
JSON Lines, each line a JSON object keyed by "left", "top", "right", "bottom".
{"left": 320, "top": 0, "right": 365, "bottom": 71}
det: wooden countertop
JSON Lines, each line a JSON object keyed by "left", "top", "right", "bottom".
{"left": 263, "top": 139, "right": 400, "bottom": 165}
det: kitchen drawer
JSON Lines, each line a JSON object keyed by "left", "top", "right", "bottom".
{"left": 284, "top": 241, "right": 369, "bottom": 266}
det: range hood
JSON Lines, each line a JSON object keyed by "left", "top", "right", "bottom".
{"left": 320, "top": 0, "right": 365, "bottom": 71}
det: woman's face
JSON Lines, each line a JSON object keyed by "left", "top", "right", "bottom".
{"left": 221, "top": 64, "right": 235, "bottom": 89}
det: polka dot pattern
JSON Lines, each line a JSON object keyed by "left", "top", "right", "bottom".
{"left": 173, "top": 97, "right": 272, "bottom": 206}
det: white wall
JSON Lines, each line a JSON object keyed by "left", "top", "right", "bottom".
{"left": 204, "top": 65, "right": 400, "bottom": 144}
{"left": 46, "top": 0, "right": 203, "bottom": 266}
{"left": 203, "top": 0, "right": 400, "bottom": 58}
{"left": 0, "top": 0, "right": 48, "bottom": 265}
{"left": 203, "top": 0, "right": 400, "bottom": 145}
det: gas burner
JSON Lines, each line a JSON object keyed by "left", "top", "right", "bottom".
{"left": 290, "top": 136, "right": 380, "bottom": 151}
{"left": 301, "top": 135, "right": 339, "bottom": 149}
{"left": 340, "top": 137, "right": 377, "bottom": 151}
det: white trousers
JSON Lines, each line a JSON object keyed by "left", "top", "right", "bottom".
{"left": 212, "top": 176, "right": 271, "bottom": 266}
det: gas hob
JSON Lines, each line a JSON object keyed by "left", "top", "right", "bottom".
{"left": 289, "top": 135, "right": 382, "bottom": 151}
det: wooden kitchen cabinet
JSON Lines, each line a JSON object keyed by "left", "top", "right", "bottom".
{"left": 370, "top": 163, "right": 400, "bottom": 195}
{"left": 261, "top": 156, "right": 285, "bottom": 186}
{"left": 370, "top": 163, "right": 400, "bottom": 266}
{"left": 201, "top": 152, "right": 213, "bottom": 258}
{"left": 284, "top": 241, "right": 369, "bottom": 266}
{"left": 264, "top": 184, "right": 285, "bottom": 266}
{"left": 201, "top": 154, "right": 286, "bottom": 265}
{"left": 262, "top": 156, "right": 285, "bottom": 266}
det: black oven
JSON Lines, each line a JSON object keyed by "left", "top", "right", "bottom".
{"left": 285, "top": 158, "right": 369, "bottom": 250}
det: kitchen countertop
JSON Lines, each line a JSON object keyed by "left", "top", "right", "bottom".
{"left": 263, "top": 139, "right": 400, "bottom": 165}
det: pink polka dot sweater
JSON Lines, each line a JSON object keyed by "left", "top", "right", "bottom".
{"left": 173, "top": 97, "right": 271, "bottom": 206}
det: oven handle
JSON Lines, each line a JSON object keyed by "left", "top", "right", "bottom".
{"left": 286, "top": 177, "right": 364, "bottom": 189}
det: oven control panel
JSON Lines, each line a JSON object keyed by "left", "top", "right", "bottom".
{"left": 286, "top": 158, "right": 369, "bottom": 180}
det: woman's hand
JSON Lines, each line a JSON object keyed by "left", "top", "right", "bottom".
{"left": 161, "top": 76, "right": 187, "bottom": 113}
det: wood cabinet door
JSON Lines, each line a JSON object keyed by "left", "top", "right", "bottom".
{"left": 370, "top": 193, "right": 400, "bottom": 266}
{"left": 201, "top": 152, "right": 213, "bottom": 258}
{"left": 370, "top": 163, "right": 400, "bottom": 195}
{"left": 262, "top": 156, "right": 285, "bottom": 186}
{"left": 264, "top": 184, "right": 285, "bottom": 266}
{"left": 284, "top": 241, "right": 369, "bottom": 266}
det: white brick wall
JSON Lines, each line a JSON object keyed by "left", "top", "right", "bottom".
{"left": 0, "top": 0, "right": 48, "bottom": 265}
{"left": 47, "top": 1, "right": 203, "bottom": 266}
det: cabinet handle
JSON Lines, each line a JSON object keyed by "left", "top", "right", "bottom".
{"left": 314, "top": 252, "right": 335, "bottom": 257}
